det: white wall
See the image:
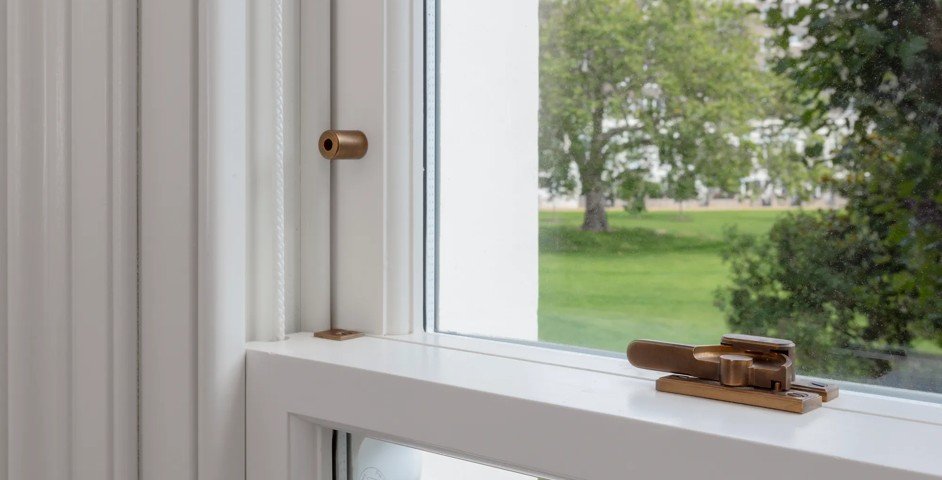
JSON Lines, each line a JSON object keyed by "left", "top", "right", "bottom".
{"left": 437, "top": 0, "right": 540, "bottom": 340}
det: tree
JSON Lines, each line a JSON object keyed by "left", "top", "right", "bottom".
{"left": 750, "top": 124, "right": 835, "bottom": 205}
{"left": 539, "top": 0, "right": 783, "bottom": 231}
{"left": 765, "top": 0, "right": 942, "bottom": 321}
{"left": 665, "top": 169, "right": 697, "bottom": 217}
{"left": 617, "top": 169, "right": 663, "bottom": 214}
{"left": 718, "top": 0, "right": 942, "bottom": 381}
{"left": 617, "top": 170, "right": 658, "bottom": 214}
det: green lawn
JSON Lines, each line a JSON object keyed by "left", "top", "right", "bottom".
{"left": 538, "top": 209, "right": 784, "bottom": 352}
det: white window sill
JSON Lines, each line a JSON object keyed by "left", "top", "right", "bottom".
{"left": 247, "top": 333, "right": 942, "bottom": 480}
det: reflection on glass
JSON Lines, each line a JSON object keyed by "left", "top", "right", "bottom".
{"left": 339, "top": 434, "right": 537, "bottom": 480}
{"left": 434, "top": 0, "right": 942, "bottom": 396}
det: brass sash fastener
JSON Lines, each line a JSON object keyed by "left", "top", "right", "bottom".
{"left": 627, "top": 334, "right": 838, "bottom": 413}
{"left": 318, "top": 130, "right": 368, "bottom": 160}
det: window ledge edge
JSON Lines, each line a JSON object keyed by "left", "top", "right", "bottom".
{"left": 246, "top": 333, "right": 942, "bottom": 479}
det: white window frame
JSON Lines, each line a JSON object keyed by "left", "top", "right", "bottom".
{"left": 170, "top": 1, "right": 942, "bottom": 479}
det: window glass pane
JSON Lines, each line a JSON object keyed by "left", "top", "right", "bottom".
{"left": 429, "top": 0, "right": 942, "bottom": 398}
{"left": 336, "top": 433, "right": 541, "bottom": 480}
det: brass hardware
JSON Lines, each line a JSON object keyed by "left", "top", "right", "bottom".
{"left": 318, "top": 130, "right": 368, "bottom": 160}
{"left": 314, "top": 329, "right": 364, "bottom": 341}
{"left": 791, "top": 378, "right": 840, "bottom": 402}
{"left": 626, "top": 337, "right": 793, "bottom": 390}
{"left": 627, "top": 334, "right": 838, "bottom": 413}
{"left": 656, "top": 375, "right": 822, "bottom": 414}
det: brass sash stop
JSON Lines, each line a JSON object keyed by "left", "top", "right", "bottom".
{"left": 318, "top": 130, "right": 368, "bottom": 160}
{"left": 627, "top": 334, "right": 838, "bottom": 413}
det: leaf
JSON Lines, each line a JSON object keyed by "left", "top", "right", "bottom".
{"left": 897, "top": 180, "right": 915, "bottom": 197}
{"left": 800, "top": 108, "right": 817, "bottom": 125}
{"left": 898, "top": 36, "right": 928, "bottom": 70}
{"left": 886, "top": 222, "right": 910, "bottom": 245}
{"left": 794, "top": 6, "right": 811, "bottom": 22}
{"left": 856, "top": 25, "right": 886, "bottom": 49}
{"left": 804, "top": 143, "right": 824, "bottom": 158}
{"left": 890, "top": 272, "right": 915, "bottom": 292}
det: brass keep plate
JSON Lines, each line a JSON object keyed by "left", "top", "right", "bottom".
{"left": 656, "top": 375, "right": 823, "bottom": 414}
{"left": 790, "top": 378, "right": 840, "bottom": 402}
{"left": 314, "top": 329, "right": 364, "bottom": 341}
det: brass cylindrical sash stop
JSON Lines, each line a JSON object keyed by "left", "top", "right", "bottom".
{"left": 318, "top": 130, "right": 368, "bottom": 160}
{"left": 719, "top": 354, "right": 753, "bottom": 387}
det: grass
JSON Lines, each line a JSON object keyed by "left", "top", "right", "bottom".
{"left": 538, "top": 209, "right": 784, "bottom": 351}
{"left": 536, "top": 208, "right": 942, "bottom": 392}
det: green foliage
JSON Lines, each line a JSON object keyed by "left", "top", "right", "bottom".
{"left": 749, "top": 126, "right": 834, "bottom": 204}
{"left": 544, "top": 209, "right": 781, "bottom": 238}
{"left": 539, "top": 0, "right": 786, "bottom": 229}
{"left": 540, "top": 224, "right": 718, "bottom": 256}
{"left": 715, "top": 212, "right": 932, "bottom": 377}
{"left": 617, "top": 170, "right": 660, "bottom": 213}
{"left": 726, "top": 0, "right": 942, "bottom": 359}
{"left": 665, "top": 169, "right": 697, "bottom": 213}
{"left": 770, "top": 0, "right": 942, "bottom": 308}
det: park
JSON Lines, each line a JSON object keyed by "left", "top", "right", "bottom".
{"left": 533, "top": 0, "right": 942, "bottom": 394}
{"left": 538, "top": 209, "right": 780, "bottom": 350}
{"left": 536, "top": 207, "right": 942, "bottom": 393}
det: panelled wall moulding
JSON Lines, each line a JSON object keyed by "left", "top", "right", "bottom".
{"left": 2, "top": 1, "right": 138, "bottom": 479}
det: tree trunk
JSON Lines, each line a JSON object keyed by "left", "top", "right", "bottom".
{"left": 582, "top": 189, "right": 610, "bottom": 232}
{"left": 581, "top": 107, "right": 609, "bottom": 232}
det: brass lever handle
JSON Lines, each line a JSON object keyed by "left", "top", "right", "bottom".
{"left": 627, "top": 340, "right": 732, "bottom": 381}
{"left": 626, "top": 334, "right": 837, "bottom": 413}
{"left": 720, "top": 333, "right": 795, "bottom": 360}
{"left": 318, "top": 130, "right": 368, "bottom": 160}
{"left": 627, "top": 338, "right": 793, "bottom": 390}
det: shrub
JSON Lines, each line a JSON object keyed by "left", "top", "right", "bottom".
{"left": 715, "top": 211, "right": 936, "bottom": 379}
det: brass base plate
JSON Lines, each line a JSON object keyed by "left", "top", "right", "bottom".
{"left": 314, "top": 329, "right": 364, "bottom": 341}
{"left": 656, "top": 375, "right": 822, "bottom": 414}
